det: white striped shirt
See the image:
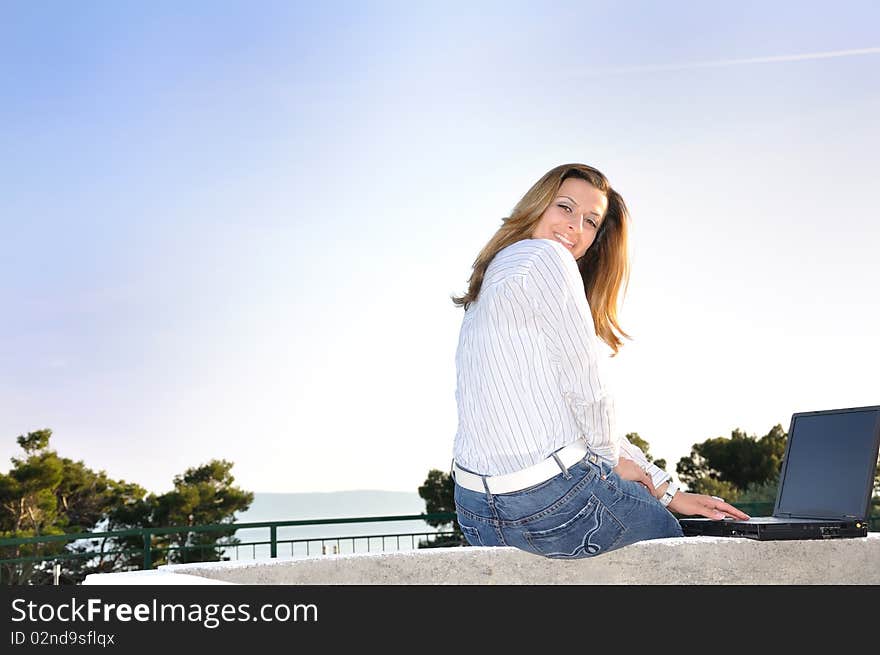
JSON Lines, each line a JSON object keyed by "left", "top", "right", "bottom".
{"left": 453, "top": 238, "right": 670, "bottom": 489}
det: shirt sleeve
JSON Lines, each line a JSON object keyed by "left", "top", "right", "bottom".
{"left": 525, "top": 239, "right": 622, "bottom": 465}
{"left": 619, "top": 435, "right": 672, "bottom": 488}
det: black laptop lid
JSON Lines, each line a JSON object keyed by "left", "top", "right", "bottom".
{"left": 774, "top": 406, "right": 880, "bottom": 520}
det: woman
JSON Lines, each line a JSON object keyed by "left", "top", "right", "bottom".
{"left": 451, "top": 163, "right": 748, "bottom": 558}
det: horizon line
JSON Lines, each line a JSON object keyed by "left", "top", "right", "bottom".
{"left": 583, "top": 46, "right": 880, "bottom": 76}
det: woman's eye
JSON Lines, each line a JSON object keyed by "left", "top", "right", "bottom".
{"left": 587, "top": 219, "right": 598, "bottom": 228}
{"left": 558, "top": 204, "right": 572, "bottom": 213}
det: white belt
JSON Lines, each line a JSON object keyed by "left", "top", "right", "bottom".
{"left": 453, "top": 439, "right": 600, "bottom": 495}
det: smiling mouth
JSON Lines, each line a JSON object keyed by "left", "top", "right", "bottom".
{"left": 553, "top": 232, "right": 575, "bottom": 249}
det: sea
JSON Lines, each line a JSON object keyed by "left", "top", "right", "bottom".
{"left": 226, "top": 490, "right": 443, "bottom": 561}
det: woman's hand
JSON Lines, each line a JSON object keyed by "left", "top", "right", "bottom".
{"left": 668, "top": 492, "right": 751, "bottom": 520}
{"left": 613, "top": 457, "right": 656, "bottom": 496}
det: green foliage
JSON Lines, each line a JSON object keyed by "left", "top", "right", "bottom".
{"left": 417, "top": 469, "right": 454, "bottom": 526}
{"left": 1, "top": 430, "right": 76, "bottom": 584}
{"left": 736, "top": 474, "right": 780, "bottom": 504}
{"left": 684, "top": 477, "right": 742, "bottom": 503}
{"left": 56, "top": 458, "right": 124, "bottom": 531}
{"left": 417, "top": 468, "right": 464, "bottom": 548}
{"left": 1, "top": 433, "right": 65, "bottom": 549}
{"left": 17, "top": 430, "right": 51, "bottom": 454}
{"left": 678, "top": 428, "right": 880, "bottom": 523}
{"left": 874, "top": 455, "right": 879, "bottom": 498}
{"left": 150, "top": 460, "right": 254, "bottom": 566}
{"left": 1, "top": 429, "right": 252, "bottom": 584}
{"left": 676, "top": 424, "right": 787, "bottom": 493}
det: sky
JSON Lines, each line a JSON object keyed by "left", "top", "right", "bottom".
{"left": 2, "top": 1, "right": 878, "bottom": 496}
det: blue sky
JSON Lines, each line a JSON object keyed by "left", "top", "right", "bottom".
{"left": 2, "top": 1, "right": 878, "bottom": 494}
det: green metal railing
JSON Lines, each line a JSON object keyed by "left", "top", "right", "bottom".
{"left": 0, "top": 512, "right": 460, "bottom": 582}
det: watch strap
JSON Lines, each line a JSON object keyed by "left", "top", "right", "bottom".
{"left": 659, "top": 479, "right": 679, "bottom": 507}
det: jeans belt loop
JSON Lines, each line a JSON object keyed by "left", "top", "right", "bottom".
{"left": 551, "top": 452, "right": 572, "bottom": 480}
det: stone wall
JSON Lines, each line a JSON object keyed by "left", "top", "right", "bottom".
{"left": 84, "top": 533, "right": 880, "bottom": 585}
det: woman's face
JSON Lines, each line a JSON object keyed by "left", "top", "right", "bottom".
{"left": 531, "top": 177, "right": 608, "bottom": 259}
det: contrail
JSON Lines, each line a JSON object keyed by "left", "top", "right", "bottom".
{"left": 586, "top": 46, "right": 880, "bottom": 76}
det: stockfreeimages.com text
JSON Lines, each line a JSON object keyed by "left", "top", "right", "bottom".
{"left": 11, "top": 598, "right": 317, "bottom": 629}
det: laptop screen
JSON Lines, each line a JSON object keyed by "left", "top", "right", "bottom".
{"left": 775, "top": 407, "right": 880, "bottom": 519}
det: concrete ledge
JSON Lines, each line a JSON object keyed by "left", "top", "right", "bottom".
{"left": 83, "top": 533, "right": 880, "bottom": 585}
{"left": 82, "top": 569, "right": 235, "bottom": 585}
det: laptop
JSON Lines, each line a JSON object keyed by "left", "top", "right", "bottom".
{"left": 679, "top": 405, "right": 880, "bottom": 541}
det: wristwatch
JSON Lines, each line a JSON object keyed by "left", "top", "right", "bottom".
{"left": 659, "top": 479, "right": 679, "bottom": 507}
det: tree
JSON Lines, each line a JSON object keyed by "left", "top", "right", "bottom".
{"left": 417, "top": 469, "right": 464, "bottom": 547}
{"left": 736, "top": 475, "right": 781, "bottom": 504}
{"left": 0, "top": 430, "right": 66, "bottom": 584}
{"left": 149, "top": 460, "right": 253, "bottom": 565}
{"left": 676, "top": 424, "right": 788, "bottom": 501}
{"left": 1, "top": 429, "right": 253, "bottom": 584}
{"left": 42, "top": 467, "right": 156, "bottom": 585}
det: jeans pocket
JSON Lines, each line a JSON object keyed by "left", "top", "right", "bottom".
{"left": 523, "top": 494, "right": 625, "bottom": 559}
{"left": 460, "top": 525, "right": 484, "bottom": 547}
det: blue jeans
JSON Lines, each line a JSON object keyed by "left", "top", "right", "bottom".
{"left": 454, "top": 456, "right": 683, "bottom": 558}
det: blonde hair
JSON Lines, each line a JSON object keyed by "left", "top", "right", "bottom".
{"left": 452, "top": 163, "right": 632, "bottom": 354}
